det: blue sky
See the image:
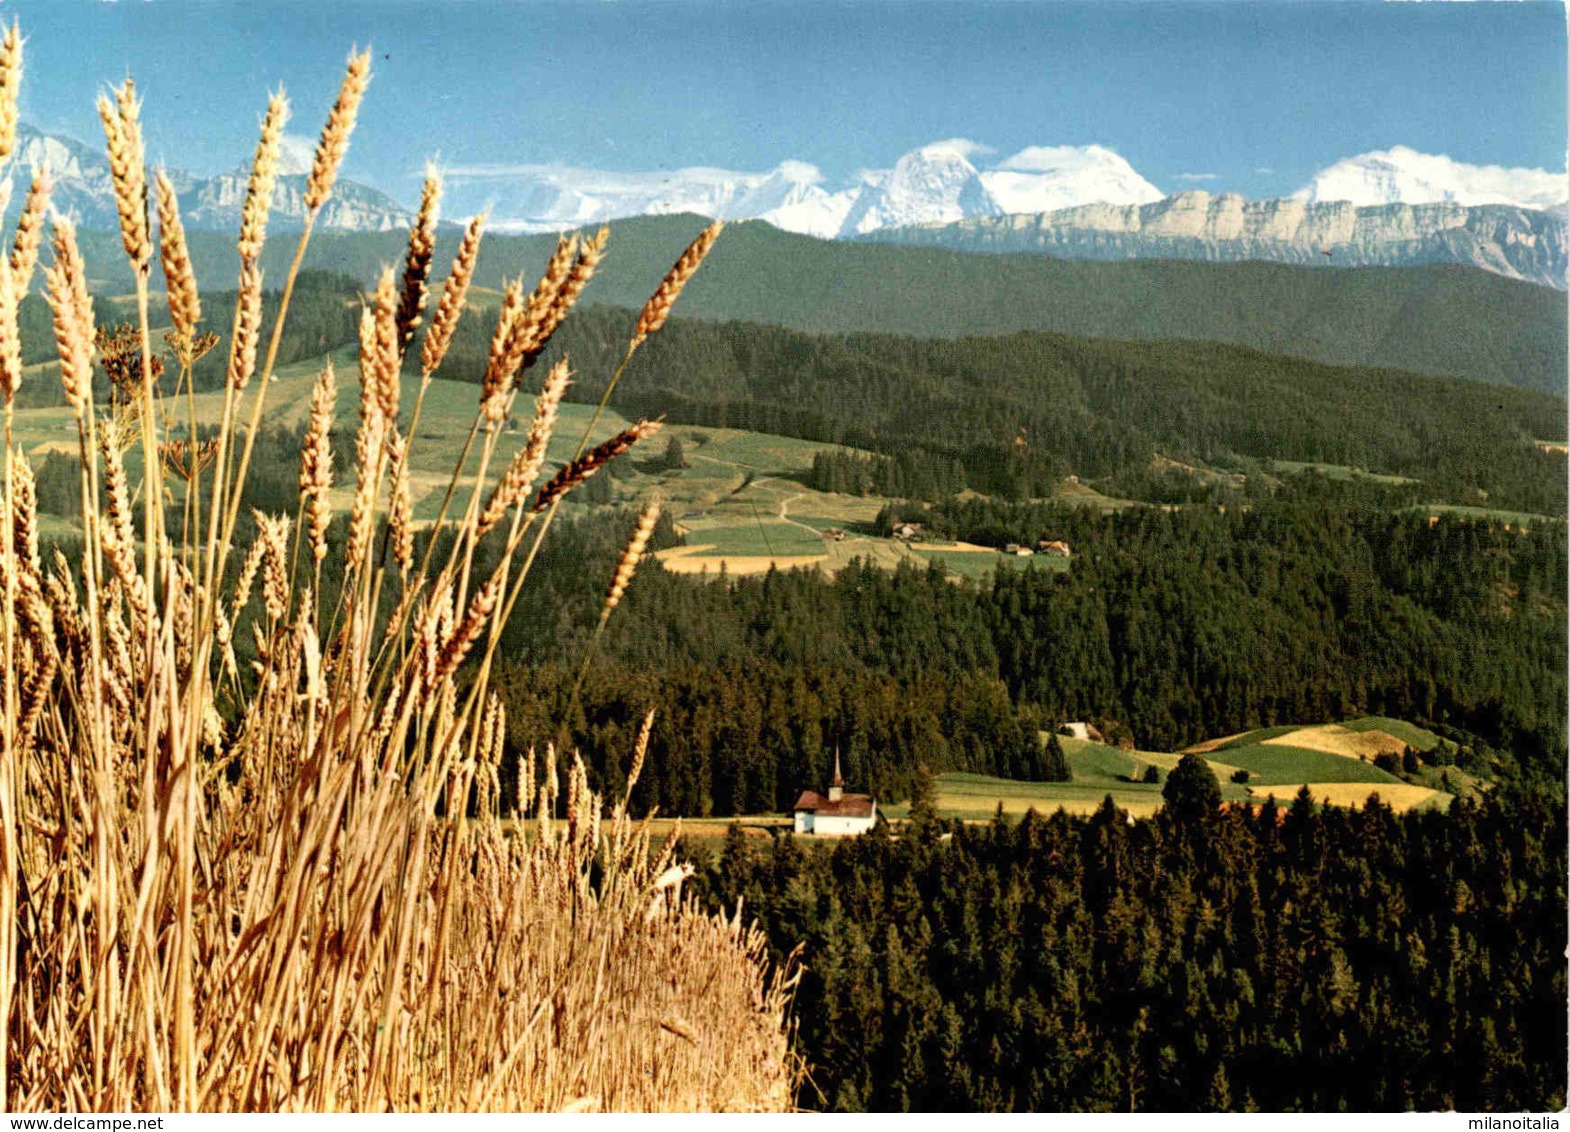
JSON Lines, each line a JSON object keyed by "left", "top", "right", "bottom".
{"left": 10, "top": 0, "right": 1567, "bottom": 201}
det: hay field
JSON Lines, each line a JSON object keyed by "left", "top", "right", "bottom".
{"left": 1258, "top": 783, "right": 1451, "bottom": 813}
{"left": 1261, "top": 723, "right": 1413, "bottom": 761}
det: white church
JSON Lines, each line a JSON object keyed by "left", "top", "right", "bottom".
{"left": 792, "top": 752, "right": 877, "bottom": 835}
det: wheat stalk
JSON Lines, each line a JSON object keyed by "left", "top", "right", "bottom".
{"left": 633, "top": 220, "right": 721, "bottom": 345}
{"left": 98, "top": 79, "right": 151, "bottom": 271}
{"left": 2, "top": 29, "right": 797, "bottom": 1115}
{"left": 396, "top": 168, "right": 442, "bottom": 356}
{"left": 533, "top": 420, "right": 661, "bottom": 513}
{"left": 225, "top": 260, "right": 264, "bottom": 391}
{"left": 520, "top": 227, "right": 607, "bottom": 363}
{"left": 479, "top": 277, "right": 528, "bottom": 423}
{"left": 9, "top": 173, "right": 50, "bottom": 300}
{"left": 599, "top": 499, "right": 660, "bottom": 625}
{"left": 43, "top": 220, "right": 94, "bottom": 417}
{"left": 388, "top": 431, "right": 414, "bottom": 575}
{"left": 0, "top": 251, "right": 20, "bottom": 406}
{"left": 154, "top": 171, "right": 201, "bottom": 351}
{"left": 421, "top": 214, "right": 483, "bottom": 380}
{"left": 300, "top": 359, "right": 336, "bottom": 564}
{"left": 477, "top": 358, "right": 570, "bottom": 536}
{"left": 0, "top": 20, "right": 21, "bottom": 166}
{"left": 304, "top": 48, "right": 372, "bottom": 212}
{"left": 238, "top": 91, "right": 289, "bottom": 262}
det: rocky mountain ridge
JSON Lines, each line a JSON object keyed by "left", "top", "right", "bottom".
{"left": 2, "top": 123, "right": 415, "bottom": 236}
{"left": 859, "top": 191, "right": 1568, "bottom": 290}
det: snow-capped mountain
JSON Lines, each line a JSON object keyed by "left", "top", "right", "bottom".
{"left": 838, "top": 140, "right": 1002, "bottom": 235}
{"left": 445, "top": 140, "right": 1164, "bottom": 239}
{"left": 3, "top": 123, "right": 122, "bottom": 230}
{"left": 0, "top": 123, "right": 416, "bottom": 235}
{"left": 469, "top": 163, "right": 773, "bottom": 232}
{"left": 981, "top": 145, "right": 1164, "bottom": 214}
{"left": 1294, "top": 147, "right": 1569, "bottom": 212}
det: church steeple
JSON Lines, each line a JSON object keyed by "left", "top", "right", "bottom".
{"left": 828, "top": 748, "right": 844, "bottom": 802}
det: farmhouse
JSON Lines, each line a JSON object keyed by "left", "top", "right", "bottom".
{"left": 793, "top": 753, "right": 877, "bottom": 835}
{"left": 1038, "top": 540, "right": 1073, "bottom": 558}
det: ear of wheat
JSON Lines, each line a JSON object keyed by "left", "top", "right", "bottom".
{"left": 237, "top": 91, "right": 289, "bottom": 263}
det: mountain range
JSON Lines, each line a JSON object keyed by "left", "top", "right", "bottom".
{"left": 452, "top": 141, "right": 1166, "bottom": 240}
{"left": 3, "top": 123, "right": 418, "bottom": 238}
{"left": 6, "top": 122, "right": 1566, "bottom": 289}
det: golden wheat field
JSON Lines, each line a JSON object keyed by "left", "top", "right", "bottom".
{"left": 0, "top": 28, "right": 795, "bottom": 1112}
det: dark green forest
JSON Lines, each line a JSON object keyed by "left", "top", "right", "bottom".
{"left": 697, "top": 779, "right": 1567, "bottom": 1111}
{"left": 478, "top": 499, "right": 1564, "bottom": 815}
{"left": 452, "top": 307, "right": 1568, "bottom": 515}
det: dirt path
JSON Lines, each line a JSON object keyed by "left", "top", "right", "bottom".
{"left": 776, "top": 491, "right": 826, "bottom": 536}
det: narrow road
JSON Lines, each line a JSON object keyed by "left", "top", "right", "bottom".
{"left": 775, "top": 491, "right": 824, "bottom": 536}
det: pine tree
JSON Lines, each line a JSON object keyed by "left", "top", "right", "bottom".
{"left": 1042, "top": 734, "right": 1071, "bottom": 782}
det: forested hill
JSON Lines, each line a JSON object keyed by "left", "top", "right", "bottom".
{"left": 75, "top": 215, "right": 1567, "bottom": 393}
{"left": 466, "top": 309, "right": 1568, "bottom": 515}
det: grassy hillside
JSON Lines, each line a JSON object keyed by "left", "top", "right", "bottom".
{"left": 877, "top": 717, "right": 1456, "bottom": 822}
{"left": 72, "top": 214, "right": 1568, "bottom": 393}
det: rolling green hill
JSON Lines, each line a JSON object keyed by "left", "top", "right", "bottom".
{"left": 73, "top": 213, "right": 1568, "bottom": 394}
{"left": 528, "top": 309, "right": 1565, "bottom": 515}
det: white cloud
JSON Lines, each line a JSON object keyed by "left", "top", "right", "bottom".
{"left": 772, "top": 160, "right": 824, "bottom": 185}
{"left": 441, "top": 161, "right": 757, "bottom": 189}
{"left": 917, "top": 138, "right": 994, "bottom": 163}
{"left": 994, "top": 144, "right": 1120, "bottom": 173}
{"left": 1174, "top": 172, "right": 1220, "bottom": 182}
{"left": 1253, "top": 166, "right": 1275, "bottom": 175}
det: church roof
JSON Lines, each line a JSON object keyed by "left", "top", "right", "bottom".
{"left": 793, "top": 790, "right": 875, "bottom": 818}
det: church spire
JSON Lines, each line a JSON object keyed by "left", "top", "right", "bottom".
{"left": 829, "top": 748, "right": 844, "bottom": 802}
